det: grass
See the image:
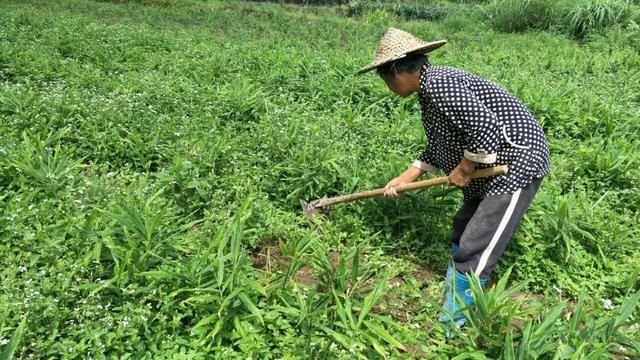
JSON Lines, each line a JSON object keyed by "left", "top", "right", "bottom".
{"left": 0, "top": 0, "right": 639, "bottom": 358}
{"left": 562, "top": 0, "right": 632, "bottom": 39}
{"left": 485, "top": 0, "right": 555, "bottom": 32}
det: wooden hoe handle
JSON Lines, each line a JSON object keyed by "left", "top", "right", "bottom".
{"left": 313, "top": 165, "right": 508, "bottom": 208}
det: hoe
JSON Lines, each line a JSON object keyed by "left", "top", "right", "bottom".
{"left": 300, "top": 165, "right": 508, "bottom": 223}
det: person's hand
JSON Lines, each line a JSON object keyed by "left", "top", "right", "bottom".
{"left": 384, "top": 176, "right": 412, "bottom": 198}
{"left": 448, "top": 163, "right": 474, "bottom": 187}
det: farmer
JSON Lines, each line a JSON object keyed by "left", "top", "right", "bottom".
{"left": 357, "top": 28, "right": 550, "bottom": 327}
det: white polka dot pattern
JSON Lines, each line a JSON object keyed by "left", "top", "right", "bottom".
{"left": 415, "top": 63, "right": 550, "bottom": 200}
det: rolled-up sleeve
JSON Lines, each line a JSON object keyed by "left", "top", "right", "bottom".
{"left": 428, "top": 76, "right": 499, "bottom": 164}
{"left": 413, "top": 142, "right": 438, "bottom": 173}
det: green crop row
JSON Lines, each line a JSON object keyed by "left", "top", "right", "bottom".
{"left": 254, "top": 0, "right": 640, "bottom": 42}
{"left": 486, "top": 0, "right": 639, "bottom": 40}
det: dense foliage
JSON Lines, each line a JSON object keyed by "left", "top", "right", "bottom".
{"left": 0, "top": 0, "right": 638, "bottom": 358}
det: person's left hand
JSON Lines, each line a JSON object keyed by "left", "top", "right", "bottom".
{"left": 448, "top": 163, "right": 473, "bottom": 187}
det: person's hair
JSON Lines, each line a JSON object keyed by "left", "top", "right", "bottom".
{"left": 376, "top": 53, "right": 429, "bottom": 83}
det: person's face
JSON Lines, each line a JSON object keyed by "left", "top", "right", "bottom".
{"left": 381, "top": 67, "right": 414, "bottom": 98}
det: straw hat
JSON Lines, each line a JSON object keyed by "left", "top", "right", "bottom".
{"left": 357, "top": 27, "right": 447, "bottom": 75}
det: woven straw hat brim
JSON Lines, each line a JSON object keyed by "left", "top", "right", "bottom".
{"left": 357, "top": 39, "right": 447, "bottom": 75}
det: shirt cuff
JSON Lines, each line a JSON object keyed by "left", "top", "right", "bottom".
{"left": 464, "top": 149, "right": 497, "bottom": 164}
{"left": 412, "top": 160, "right": 438, "bottom": 173}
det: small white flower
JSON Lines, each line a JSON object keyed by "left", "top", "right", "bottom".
{"left": 0, "top": 337, "right": 9, "bottom": 346}
{"left": 19, "top": 265, "right": 27, "bottom": 273}
{"left": 602, "top": 299, "right": 614, "bottom": 310}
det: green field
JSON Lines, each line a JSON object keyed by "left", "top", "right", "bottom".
{"left": 1, "top": 0, "right": 639, "bottom": 358}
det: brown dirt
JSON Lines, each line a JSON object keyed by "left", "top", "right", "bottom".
{"left": 401, "top": 343, "right": 430, "bottom": 359}
{"left": 249, "top": 241, "right": 439, "bottom": 300}
{"left": 372, "top": 258, "right": 440, "bottom": 322}
{"left": 249, "top": 239, "right": 370, "bottom": 289}
{"left": 248, "top": 239, "right": 318, "bottom": 287}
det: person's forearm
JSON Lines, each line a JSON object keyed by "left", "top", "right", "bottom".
{"left": 448, "top": 157, "right": 478, "bottom": 187}
{"left": 398, "top": 165, "right": 424, "bottom": 182}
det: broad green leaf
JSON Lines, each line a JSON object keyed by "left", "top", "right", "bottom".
{"left": 363, "top": 320, "right": 405, "bottom": 351}
{"left": 0, "top": 317, "right": 26, "bottom": 360}
{"left": 238, "top": 292, "right": 264, "bottom": 326}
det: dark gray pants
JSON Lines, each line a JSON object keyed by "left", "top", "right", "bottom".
{"left": 451, "top": 177, "right": 543, "bottom": 279}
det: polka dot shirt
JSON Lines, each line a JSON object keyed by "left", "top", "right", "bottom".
{"left": 413, "top": 63, "right": 550, "bottom": 200}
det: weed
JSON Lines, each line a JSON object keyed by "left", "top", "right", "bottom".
{"left": 486, "top": 0, "right": 556, "bottom": 32}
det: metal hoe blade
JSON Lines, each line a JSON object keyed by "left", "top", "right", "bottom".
{"left": 299, "top": 199, "right": 329, "bottom": 224}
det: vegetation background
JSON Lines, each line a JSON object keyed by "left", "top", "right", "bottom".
{"left": 0, "top": 0, "right": 639, "bottom": 358}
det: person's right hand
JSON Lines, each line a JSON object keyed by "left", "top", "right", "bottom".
{"left": 383, "top": 176, "right": 412, "bottom": 198}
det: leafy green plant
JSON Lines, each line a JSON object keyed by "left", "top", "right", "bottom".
{"left": 217, "top": 77, "right": 267, "bottom": 123}
{"left": 390, "top": 2, "right": 450, "bottom": 20}
{"left": 553, "top": 289, "right": 640, "bottom": 358}
{"left": 183, "top": 201, "right": 267, "bottom": 347}
{"left": 137, "top": 199, "right": 268, "bottom": 351}
{"left": 453, "top": 270, "right": 640, "bottom": 359}
{"left": 5, "top": 128, "right": 82, "bottom": 193}
{"left": 576, "top": 139, "right": 638, "bottom": 189}
{"left": 0, "top": 317, "right": 26, "bottom": 360}
{"left": 346, "top": 1, "right": 450, "bottom": 21}
{"left": 449, "top": 268, "right": 534, "bottom": 354}
{"left": 561, "top": 0, "right": 631, "bottom": 39}
{"left": 273, "top": 144, "right": 349, "bottom": 203}
{"left": 270, "top": 235, "right": 406, "bottom": 358}
{"left": 528, "top": 191, "right": 600, "bottom": 262}
{"left": 0, "top": 88, "right": 38, "bottom": 117}
{"left": 97, "top": 189, "right": 200, "bottom": 289}
{"left": 486, "top": 0, "right": 556, "bottom": 32}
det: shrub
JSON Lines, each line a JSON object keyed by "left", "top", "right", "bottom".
{"left": 561, "top": 0, "right": 632, "bottom": 39}
{"left": 486, "top": 0, "right": 556, "bottom": 32}
{"left": 390, "top": 3, "right": 449, "bottom": 21}
{"left": 361, "top": 8, "right": 396, "bottom": 25}
{"left": 250, "top": 0, "right": 350, "bottom": 5}
{"left": 96, "top": 0, "right": 180, "bottom": 6}
{"left": 346, "top": 1, "right": 450, "bottom": 21}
